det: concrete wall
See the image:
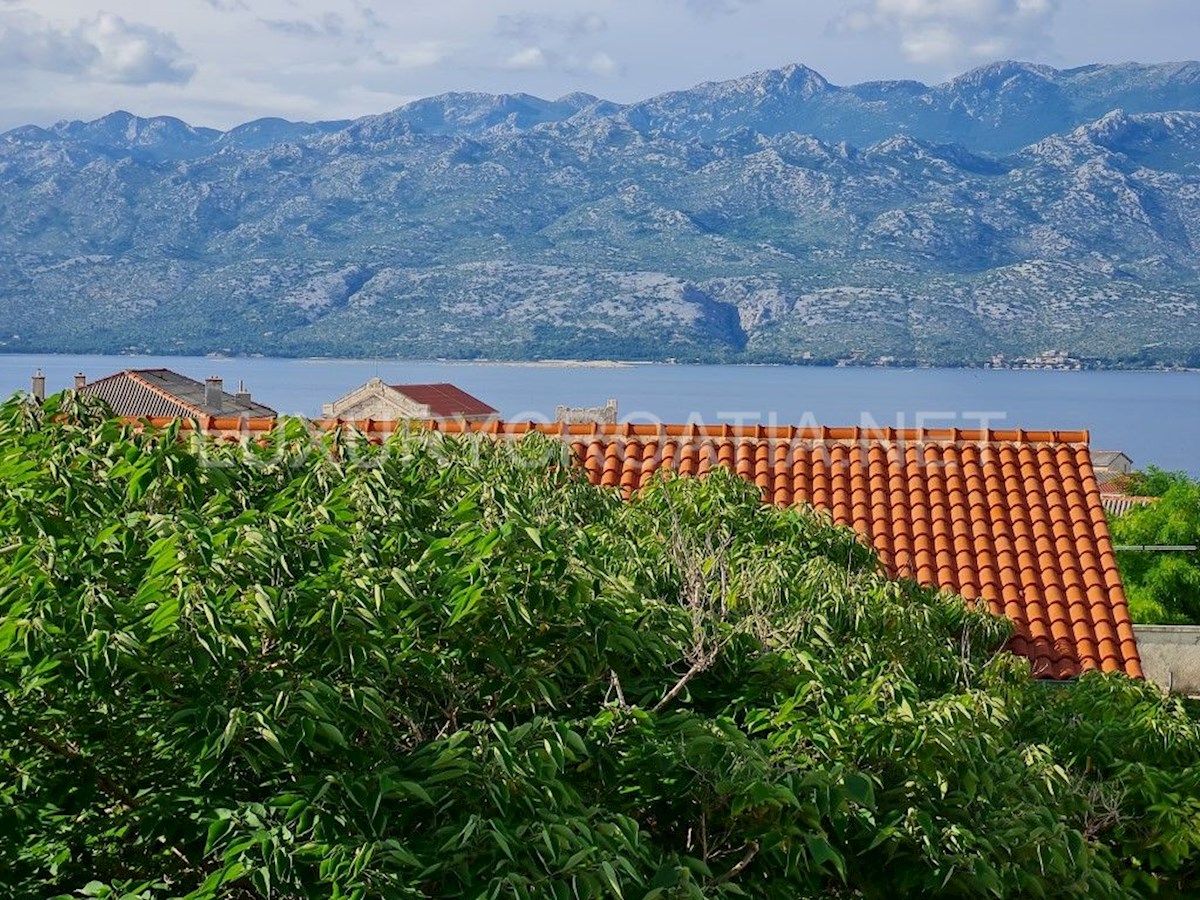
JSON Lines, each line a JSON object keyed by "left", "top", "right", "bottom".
{"left": 1134, "top": 625, "right": 1200, "bottom": 696}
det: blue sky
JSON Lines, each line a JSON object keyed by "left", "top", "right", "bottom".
{"left": 1, "top": 0, "right": 1198, "bottom": 130}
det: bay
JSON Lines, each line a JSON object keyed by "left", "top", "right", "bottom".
{"left": 3, "top": 353, "right": 1197, "bottom": 475}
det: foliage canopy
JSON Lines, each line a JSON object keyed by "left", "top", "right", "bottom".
{"left": 1112, "top": 473, "right": 1200, "bottom": 624}
{"left": 1124, "top": 466, "right": 1195, "bottom": 500}
{"left": 2, "top": 395, "right": 1200, "bottom": 898}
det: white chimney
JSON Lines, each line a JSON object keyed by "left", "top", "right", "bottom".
{"left": 234, "top": 380, "right": 251, "bottom": 405}
{"left": 205, "top": 376, "right": 223, "bottom": 412}
{"left": 31, "top": 369, "right": 45, "bottom": 401}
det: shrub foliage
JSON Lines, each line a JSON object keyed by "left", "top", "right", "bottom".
{"left": 1112, "top": 474, "right": 1200, "bottom": 624}
{"left": 2, "top": 395, "right": 1199, "bottom": 898}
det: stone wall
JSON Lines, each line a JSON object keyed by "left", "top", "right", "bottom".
{"left": 334, "top": 395, "right": 427, "bottom": 421}
{"left": 555, "top": 399, "right": 618, "bottom": 425}
{"left": 322, "top": 379, "right": 429, "bottom": 420}
{"left": 1134, "top": 625, "right": 1200, "bottom": 697}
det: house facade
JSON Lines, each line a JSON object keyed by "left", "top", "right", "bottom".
{"left": 1092, "top": 450, "right": 1134, "bottom": 476}
{"left": 321, "top": 379, "right": 497, "bottom": 422}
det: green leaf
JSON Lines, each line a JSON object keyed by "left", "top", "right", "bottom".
{"left": 600, "top": 860, "right": 623, "bottom": 897}
{"left": 398, "top": 780, "right": 433, "bottom": 804}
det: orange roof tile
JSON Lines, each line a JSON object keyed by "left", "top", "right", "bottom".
{"left": 128, "top": 417, "right": 1142, "bottom": 681}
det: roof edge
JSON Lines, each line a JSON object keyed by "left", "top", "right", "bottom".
{"left": 128, "top": 371, "right": 207, "bottom": 419}
{"left": 119, "top": 418, "right": 1093, "bottom": 444}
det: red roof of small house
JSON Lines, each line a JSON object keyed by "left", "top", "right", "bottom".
{"left": 391, "top": 383, "right": 497, "bottom": 419}
{"left": 123, "top": 417, "right": 1144, "bottom": 681}
{"left": 1095, "top": 470, "right": 1133, "bottom": 494}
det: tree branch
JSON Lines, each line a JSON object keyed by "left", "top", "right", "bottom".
{"left": 608, "top": 668, "right": 627, "bottom": 708}
{"left": 652, "top": 659, "right": 707, "bottom": 713}
{"left": 712, "top": 841, "right": 759, "bottom": 886}
{"left": 24, "top": 730, "right": 139, "bottom": 809}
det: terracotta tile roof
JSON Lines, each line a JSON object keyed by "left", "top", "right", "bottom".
{"left": 128, "top": 417, "right": 1143, "bottom": 681}
{"left": 390, "top": 383, "right": 497, "bottom": 419}
{"left": 1095, "top": 470, "right": 1133, "bottom": 494}
{"left": 427, "top": 423, "right": 1140, "bottom": 680}
{"left": 81, "top": 369, "right": 277, "bottom": 419}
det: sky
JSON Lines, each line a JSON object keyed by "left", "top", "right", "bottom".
{"left": 1, "top": 0, "right": 1198, "bottom": 131}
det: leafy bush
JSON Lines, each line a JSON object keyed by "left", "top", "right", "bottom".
{"left": 2, "top": 395, "right": 1199, "bottom": 898}
{"left": 1112, "top": 477, "right": 1200, "bottom": 623}
{"left": 1125, "top": 466, "right": 1194, "bottom": 499}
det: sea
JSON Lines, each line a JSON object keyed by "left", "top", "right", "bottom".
{"left": 3, "top": 354, "right": 1198, "bottom": 476}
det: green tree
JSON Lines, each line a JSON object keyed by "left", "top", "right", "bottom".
{"left": 1112, "top": 480, "right": 1200, "bottom": 623}
{"left": 1, "top": 395, "right": 1199, "bottom": 898}
{"left": 1125, "top": 466, "right": 1194, "bottom": 498}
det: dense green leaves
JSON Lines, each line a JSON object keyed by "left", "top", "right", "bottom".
{"left": 2, "top": 395, "right": 1199, "bottom": 898}
{"left": 1112, "top": 474, "right": 1200, "bottom": 623}
{"left": 1124, "top": 467, "right": 1195, "bottom": 500}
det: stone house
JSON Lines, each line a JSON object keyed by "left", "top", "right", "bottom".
{"left": 73, "top": 369, "right": 276, "bottom": 419}
{"left": 555, "top": 399, "right": 618, "bottom": 424}
{"left": 322, "top": 379, "right": 497, "bottom": 422}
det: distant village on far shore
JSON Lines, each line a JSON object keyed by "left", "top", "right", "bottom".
{"left": 835, "top": 348, "right": 1179, "bottom": 371}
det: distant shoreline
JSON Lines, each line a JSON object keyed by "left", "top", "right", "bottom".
{"left": 462, "top": 359, "right": 642, "bottom": 369}
{"left": 5, "top": 350, "right": 1197, "bottom": 475}
{"left": 1, "top": 349, "right": 1196, "bottom": 374}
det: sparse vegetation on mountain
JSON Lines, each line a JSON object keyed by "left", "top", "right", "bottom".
{"left": 1, "top": 61, "right": 1199, "bottom": 364}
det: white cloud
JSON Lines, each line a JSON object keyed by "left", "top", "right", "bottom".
{"left": 0, "top": 9, "right": 193, "bottom": 84}
{"left": 503, "top": 46, "right": 548, "bottom": 71}
{"left": 6, "top": 0, "right": 1189, "bottom": 133}
{"left": 491, "top": 9, "right": 617, "bottom": 79}
{"left": 683, "top": 0, "right": 760, "bottom": 16}
{"left": 586, "top": 51, "right": 618, "bottom": 77}
{"left": 81, "top": 13, "right": 194, "bottom": 84}
{"left": 836, "top": 0, "right": 1060, "bottom": 65}
{"left": 495, "top": 12, "right": 608, "bottom": 41}
{"left": 574, "top": 13, "right": 608, "bottom": 35}
{"left": 386, "top": 40, "right": 448, "bottom": 69}
{"left": 260, "top": 14, "right": 347, "bottom": 40}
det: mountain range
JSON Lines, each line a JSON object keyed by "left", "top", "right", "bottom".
{"left": 2, "top": 59, "right": 1199, "bottom": 366}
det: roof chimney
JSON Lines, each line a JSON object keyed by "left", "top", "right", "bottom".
{"left": 205, "top": 376, "right": 223, "bottom": 412}
{"left": 31, "top": 369, "right": 45, "bottom": 402}
{"left": 74, "top": 372, "right": 86, "bottom": 390}
{"left": 234, "top": 380, "right": 251, "bottom": 405}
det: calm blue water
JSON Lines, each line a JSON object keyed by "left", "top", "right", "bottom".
{"left": 3, "top": 354, "right": 1198, "bottom": 475}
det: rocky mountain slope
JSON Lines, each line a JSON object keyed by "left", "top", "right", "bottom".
{"left": 2, "top": 60, "right": 1199, "bottom": 365}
